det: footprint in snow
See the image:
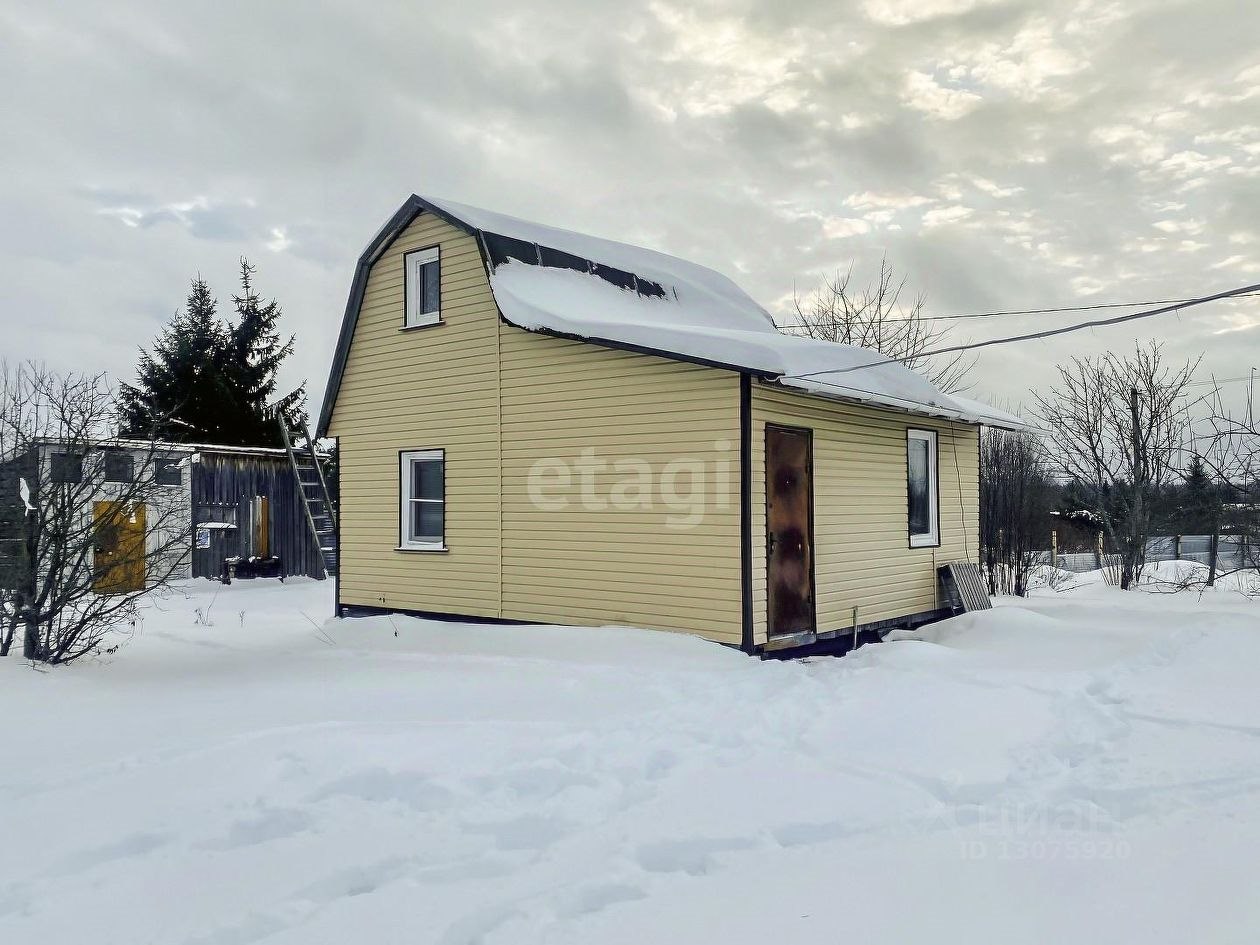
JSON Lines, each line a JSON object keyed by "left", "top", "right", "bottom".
{"left": 635, "top": 836, "right": 757, "bottom": 875}
{"left": 51, "top": 831, "right": 168, "bottom": 876}
{"left": 200, "top": 807, "right": 314, "bottom": 850}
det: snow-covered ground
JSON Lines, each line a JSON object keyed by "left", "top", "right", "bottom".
{"left": 3, "top": 571, "right": 1260, "bottom": 944}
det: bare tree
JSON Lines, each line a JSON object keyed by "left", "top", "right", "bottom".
{"left": 1194, "top": 372, "right": 1260, "bottom": 578}
{"left": 0, "top": 363, "right": 192, "bottom": 662}
{"left": 788, "top": 256, "right": 973, "bottom": 392}
{"left": 1033, "top": 342, "right": 1198, "bottom": 590}
{"left": 980, "top": 428, "right": 1054, "bottom": 596}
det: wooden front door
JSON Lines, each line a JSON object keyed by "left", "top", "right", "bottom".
{"left": 92, "top": 501, "right": 146, "bottom": 594}
{"left": 766, "top": 425, "right": 815, "bottom": 637}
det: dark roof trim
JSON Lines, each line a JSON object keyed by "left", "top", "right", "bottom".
{"left": 317, "top": 195, "right": 768, "bottom": 437}
{"left": 317, "top": 195, "right": 478, "bottom": 437}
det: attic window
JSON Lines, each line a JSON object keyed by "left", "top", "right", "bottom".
{"left": 404, "top": 246, "right": 441, "bottom": 328}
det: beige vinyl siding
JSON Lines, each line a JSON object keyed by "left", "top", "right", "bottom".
{"left": 751, "top": 381, "right": 979, "bottom": 646}
{"left": 327, "top": 208, "right": 743, "bottom": 641}
{"left": 327, "top": 212, "right": 503, "bottom": 617}
{"left": 498, "top": 327, "right": 743, "bottom": 644}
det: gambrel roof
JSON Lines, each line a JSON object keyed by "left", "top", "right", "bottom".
{"left": 317, "top": 195, "right": 1025, "bottom": 436}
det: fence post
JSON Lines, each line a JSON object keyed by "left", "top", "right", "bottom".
{"left": 1051, "top": 529, "right": 1058, "bottom": 569}
{"left": 1173, "top": 534, "right": 1181, "bottom": 560}
{"left": 1094, "top": 532, "right": 1104, "bottom": 570}
{"left": 1207, "top": 532, "right": 1219, "bottom": 587}
{"left": 21, "top": 605, "right": 39, "bottom": 660}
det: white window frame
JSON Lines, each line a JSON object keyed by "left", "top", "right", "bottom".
{"left": 404, "top": 246, "right": 441, "bottom": 328}
{"left": 907, "top": 429, "right": 939, "bottom": 548}
{"left": 399, "top": 449, "right": 445, "bottom": 551}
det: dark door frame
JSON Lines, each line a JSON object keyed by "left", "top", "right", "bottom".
{"left": 764, "top": 421, "right": 817, "bottom": 639}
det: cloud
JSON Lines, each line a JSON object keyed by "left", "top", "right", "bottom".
{"left": 2, "top": 0, "right": 1260, "bottom": 419}
{"left": 1152, "top": 219, "right": 1206, "bottom": 235}
{"left": 902, "top": 70, "right": 982, "bottom": 119}
{"left": 821, "top": 216, "right": 872, "bottom": 238}
{"left": 864, "top": 0, "right": 1004, "bottom": 27}
{"left": 922, "top": 205, "right": 975, "bottom": 227}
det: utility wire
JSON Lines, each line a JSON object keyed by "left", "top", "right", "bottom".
{"left": 1183, "top": 371, "right": 1257, "bottom": 389}
{"left": 774, "top": 290, "right": 1260, "bottom": 326}
{"left": 784, "top": 282, "right": 1260, "bottom": 381}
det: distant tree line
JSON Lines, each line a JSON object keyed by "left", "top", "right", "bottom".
{"left": 980, "top": 340, "right": 1258, "bottom": 595}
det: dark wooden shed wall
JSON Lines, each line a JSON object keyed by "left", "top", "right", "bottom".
{"left": 191, "top": 452, "right": 325, "bottom": 580}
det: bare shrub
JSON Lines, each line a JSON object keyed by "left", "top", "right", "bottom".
{"left": 0, "top": 363, "right": 191, "bottom": 663}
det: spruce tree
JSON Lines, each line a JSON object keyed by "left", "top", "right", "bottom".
{"left": 1180, "top": 456, "right": 1220, "bottom": 535}
{"left": 224, "top": 259, "right": 306, "bottom": 447}
{"left": 119, "top": 261, "right": 306, "bottom": 448}
{"left": 119, "top": 277, "right": 236, "bottom": 442}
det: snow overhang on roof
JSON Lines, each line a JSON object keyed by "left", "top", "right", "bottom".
{"left": 317, "top": 194, "right": 1029, "bottom": 435}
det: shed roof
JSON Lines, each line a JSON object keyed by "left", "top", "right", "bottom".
{"left": 317, "top": 195, "right": 1026, "bottom": 434}
{"left": 29, "top": 438, "right": 324, "bottom": 459}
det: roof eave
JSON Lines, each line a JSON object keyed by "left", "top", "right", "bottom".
{"left": 767, "top": 378, "right": 1028, "bottom": 430}
{"left": 316, "top": 195, "right": 483, "bottom": 438}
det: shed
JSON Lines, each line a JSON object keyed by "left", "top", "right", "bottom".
{"left": 318, "top": 194, "right": 1025, "bottom": 654}
{"left": 188, "top": 444, "right": 329, "bottom": 581}
{"left": 0, "top": 439, "right": 329, "bottom": 595}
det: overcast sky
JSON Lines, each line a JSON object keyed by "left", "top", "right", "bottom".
{"left": 3, "top": 0, "right": 1258, "bottom": 419}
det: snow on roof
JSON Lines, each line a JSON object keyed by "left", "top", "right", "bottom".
{"left": 320, "top": 194, "right": 1028, "bottom": 433}
{"left": 29, "top": 438, "right": 324, "bottom": 459}
{"left": 474, "top": 245, "right": 1024, "bottom": 428}
{"left": 423, "top": 196, "right": 779, "bottom": 331}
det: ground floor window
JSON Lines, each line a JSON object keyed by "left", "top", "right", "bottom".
{"left": 907, "top": 429, "right": 939, "bottom": 547}
{"left": 399, "top": 449, "right": 445, "bottom": 550}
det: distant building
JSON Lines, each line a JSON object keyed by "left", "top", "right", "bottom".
{"left": 0, "top": 439, "right": 329, "bottom": 592}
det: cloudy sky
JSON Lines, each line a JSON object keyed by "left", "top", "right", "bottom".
{"left": 3, "top": 0, "right": 1258, "bottom": 418}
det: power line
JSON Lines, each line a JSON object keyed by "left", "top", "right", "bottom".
{"left": 1184, "top": 371, "right": 1258, "bottom": 389}
{"left": 784, "top": 282, "right": 1260, "bottom": 381}
{"left": 774, "top": 290, "right": 1260, "bottom": 326}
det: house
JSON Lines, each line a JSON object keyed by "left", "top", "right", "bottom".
{"left": 0, "top": 439, "right": 330, "bottom": 595}
{"left": 318, "top": 194, "right": 1023, "bottom": 654}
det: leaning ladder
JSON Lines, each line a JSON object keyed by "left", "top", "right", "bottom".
{"left": 279, "top": 417, "right": 338, "bottom": 578}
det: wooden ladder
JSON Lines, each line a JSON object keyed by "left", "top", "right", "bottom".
{"left": 279, "top": 417, "right": 338, "bottom": 578}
